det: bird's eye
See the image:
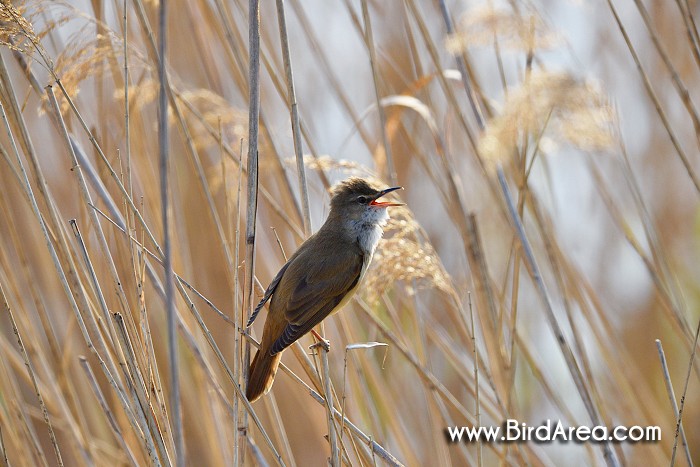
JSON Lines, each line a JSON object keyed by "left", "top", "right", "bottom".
{"left": 357, "top": 196, "right": 368, "bottom": 204}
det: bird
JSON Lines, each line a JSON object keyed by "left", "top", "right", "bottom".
{"left": 245, "top": 177, "right": 403, "bottom": 403}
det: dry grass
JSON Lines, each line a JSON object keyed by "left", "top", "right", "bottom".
{"left": 0, "top": 0, "right": 698, "bottom": 465}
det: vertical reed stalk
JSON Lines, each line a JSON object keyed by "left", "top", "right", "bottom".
{"left": 241, "top": 0, "right": 262, "bottom": 463}
{"left": 359, "top": 0, "right": 397, "bottom": 185}
{"left": 655, "top": 340, "right": 693, "bottom": 467}
{"left": 157, "top": 0, "right": 184, "bottom": 464}
{"left": 275, "top": 0, "right": 311, "bottom": 234}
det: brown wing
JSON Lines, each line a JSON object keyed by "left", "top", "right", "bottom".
{"left": 246, "top": 261, "right": 291, "bottom": 328}
{"left": 270, "top": 245, "right": 363, "bottom": 355}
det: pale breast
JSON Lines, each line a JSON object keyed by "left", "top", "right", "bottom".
{"left": 333, "top": 207, "right": 389, "bottom": 314}
{"left": 331, "top": 225, "right": 381, "bottom": 315}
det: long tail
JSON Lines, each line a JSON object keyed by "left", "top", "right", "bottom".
{"left": 246, "top": 346, "right": 282, "bottom": 403}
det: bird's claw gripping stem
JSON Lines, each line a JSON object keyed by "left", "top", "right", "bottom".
{"left": 309, "top": 329, "right": 331, "bottom": 352}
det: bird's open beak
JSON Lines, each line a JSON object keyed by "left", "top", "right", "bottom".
{"left": 369, "top": 186, "right": 405, "bottom": 207}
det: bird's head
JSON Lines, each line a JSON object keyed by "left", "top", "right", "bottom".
{"left": 329, "top": 177, "right": 404, "bottom": 225}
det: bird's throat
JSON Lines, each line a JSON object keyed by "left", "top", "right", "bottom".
{"left": 356, "top": 222, "right": 384, "bottom": 258}
{"left": 348, "top": 207, "right": 389, "bottom": 257}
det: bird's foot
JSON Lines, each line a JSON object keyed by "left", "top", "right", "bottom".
{"left": 309, "top": 329, "right": 331, "bottom": 352}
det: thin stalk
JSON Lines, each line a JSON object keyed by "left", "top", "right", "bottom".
{"left": 464, "top": 214, "right": 503, "bottom": 390}
{"left": 467, "top": 293, "right": 482, "bottom": 467}
{"left": 275, "top": 0, "right": 311, "bottom": 235}
{"left": 264, "top": 394, "right": 298, "bottom": 467}
{"left": 0, "top": 422, "right": 8, "bottom": 467}
{"left": 0, "top": 334, "right": 48, "bottom": 466}
{"left": 112, "top": 313, "right": 170, "bottom": 466}
{"left": 673, "top": 0, "right": 700, "bottom": 71}
{"left": 1, "top": 281, "right": 63, "bottom": 467}
{"left": 157, "top": 0, "right": 184, "bottom": 464}
{"left": 49, "top": 77, "right": 129, "bottom": 312}
{"left": 682, "top": 0, "right": 700, "bottom": 59}
{"left": 241, "top": 0, "right": 262, "bottom": 462}
{"left": 78, "top": 357, "right": 139, "bottom": 467}
{"left": 68, "top": 220, "right": 114, "bottom": 345}
{"left": 671, "top": 318, "right": 700, "bottom": 466}
{"left": 654, "top": 341, "right": 692, "bottom": 467}
{"left": 359, "top": 0, "right": 397, "bottom": 185}
{"left": 436, "top": 0, "right": 485, "bottom": 129}
{"left": 124, "top": 0, "right": 132, "bottom": 197}
{"left": 233, "top": 140, "right": 243, "bottom": 466}
{"left": 319, "top": 344, "right": 340, "bottom": 467}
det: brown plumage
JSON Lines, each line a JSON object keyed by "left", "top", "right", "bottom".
{"left": 246, "top": 178, "right": 403, "bottom": 402}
